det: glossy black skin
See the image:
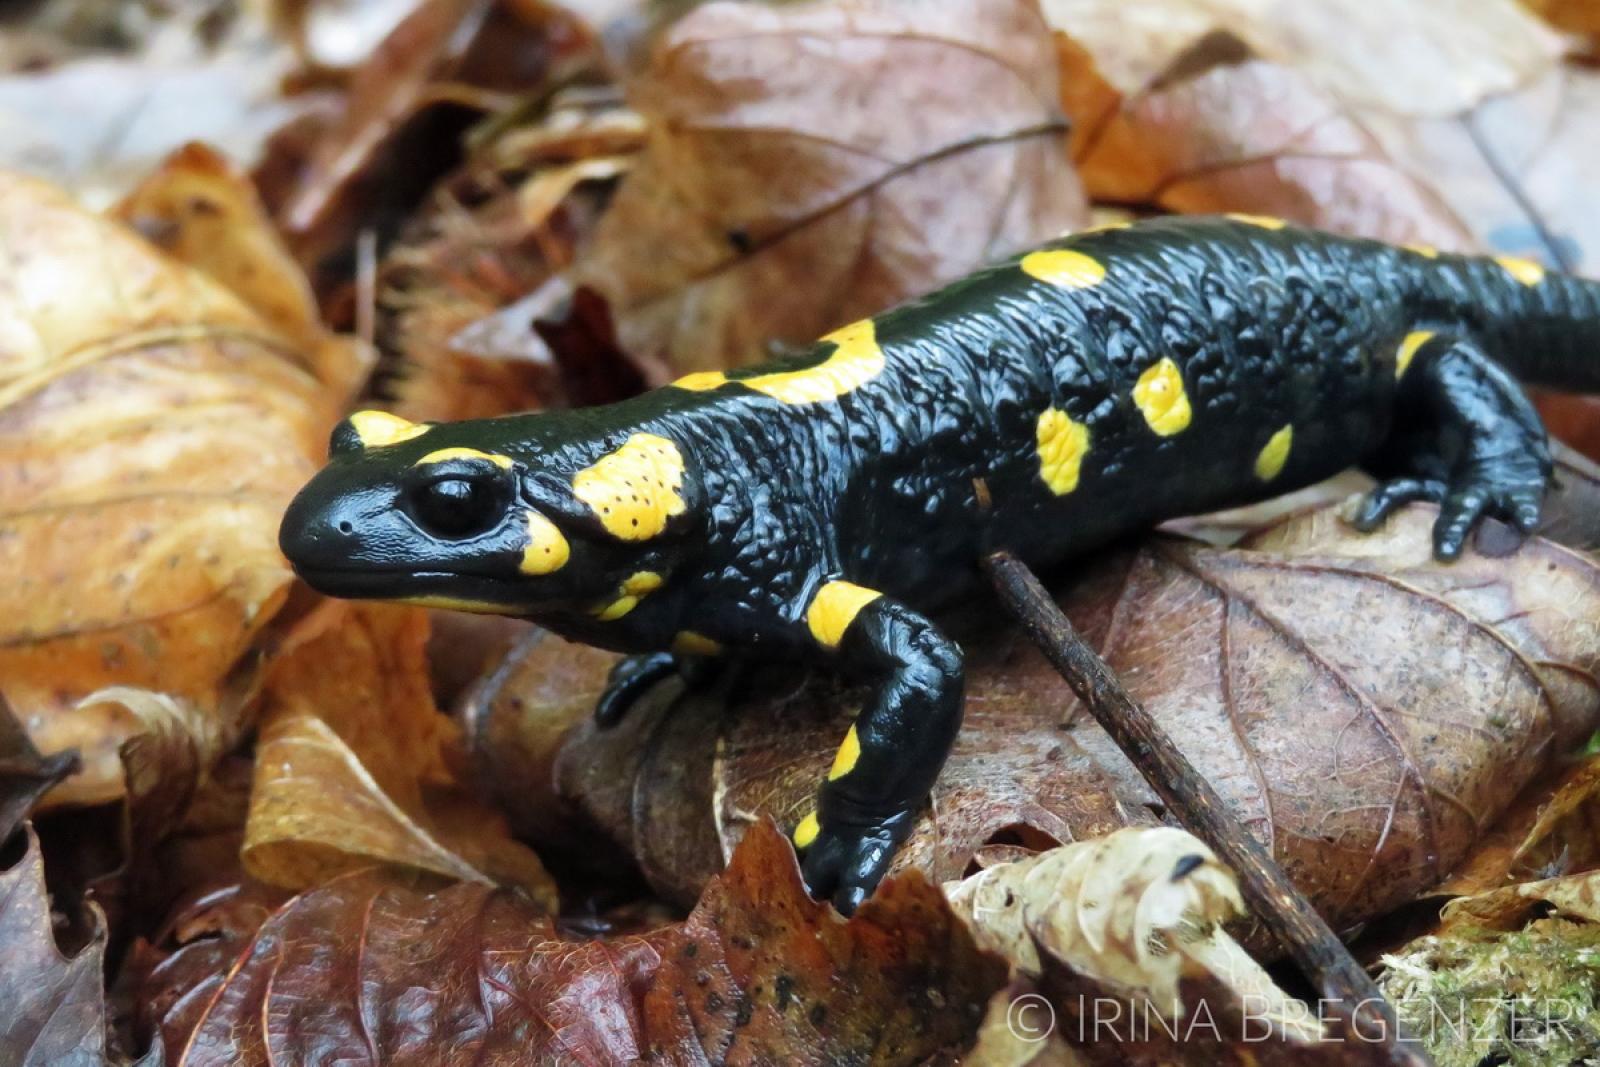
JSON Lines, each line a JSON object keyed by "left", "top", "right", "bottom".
{"left": 280, "top": 216, "right": 1600, "bottom": 912}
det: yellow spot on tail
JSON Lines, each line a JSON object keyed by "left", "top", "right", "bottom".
{"left": 828, "top": 726, "right": 862, "bottom": 781}
{"left": 1254, "top": 424, "right": 1294, "bottom": 482}
{"left": 806, "top": 581, "right": 882, "bottom": 649}
{"left": 1226, "top": 213, "right": 1286, "bottom": 230}
{"left": 1404, "top": 243, "right": 1439, "bottom": 258}
{"left": 669, "top": 320, "right": 885, "bottom": 404}
{"left": 520, "top": 511, "right": 568, "bottom": 575}
{"left": 592, "top": 571, "right": 664, "bottom": 621}
{"left": 572, "top": 434, "right": 686, "bottom": 540}
{"left": 1496, "top": 255, "right": 1546, "bottom": 287}
{"left": 672, "top": 630, "right": 722, "bottom": 656}
{"left": 1132, "top": 358, "right": 1192, "bottom": 436}
{"left": 349, "top": 410, "right": 427, "bottom": 448}
{"left": 793, "top": 812, "right": 820, "bottom": 849}
{"left": 393, "top": 595, "right": 522, "bottom": 616}
{"left": 1396, "top": 330, "right": 1434, "bottom": 378}
{"left": 1020, "top": 249, "right": 1106, "bottom": 289}
{"left": 414, "top": 446, "right": 513, "bottom": 469}
{"left": 1036, "top": 408, "right": 1090, "bottom": 495}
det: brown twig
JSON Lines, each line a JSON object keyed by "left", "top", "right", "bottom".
{"left": 984, "top": 551, "right": 1432, "bottom": 1067}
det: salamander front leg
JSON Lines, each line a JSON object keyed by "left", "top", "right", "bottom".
{"left": 793, "top": 581, "right": 964, "bottom": 914}
{"left": 1356, "top": 332, "right": 1552, "bottom": 559}
{"left": 594, "top": 650, "right": 722, "bottom": 728}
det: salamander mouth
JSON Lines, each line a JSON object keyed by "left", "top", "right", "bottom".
{"left": 289, "top": 566, "right": 527, "bottom": 607}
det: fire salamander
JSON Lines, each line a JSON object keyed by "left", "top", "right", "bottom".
{"left": 280, "top": 215, "right": 1600, "bottom": 912}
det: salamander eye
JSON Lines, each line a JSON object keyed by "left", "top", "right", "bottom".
{"left": 408, "top": 477, "right": 503, "bottom": 540}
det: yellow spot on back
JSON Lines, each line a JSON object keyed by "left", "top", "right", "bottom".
{"left": 1396, "top": 330, "right": 1434, "bottom": 378}
{"left": 828, "top": 726, "right": 861, "bottom": 781}
{"left": 572, "top": 434, "right": 686, "bottom": 540}
{"left": 349, "top": 410, "right": 427, "bottom": 448}
{"left": 1021, "top": 249, "right": 1106, "bottom": 289}
{"left": 1036, "top": 408, "right": 1090, "bottom": 495}
{"left": 672, "top": 630, "right": 722, "bottom": 656}
{"left": 792, "top": 812, "right": 820, "bottom": 849}
{"left": 414, "top": 446, "right": 513, "bottom": 469}
{"left": 1404, "top": 243, "right": 1439, "bottom": 258}
{"left": 1496, "top": 255, "right": 1545, "bottom": 287}
{"left": 520, "top": 511, "right": 568, "bottom": 575}
{"left": 392, "top": 595, "right": 522, "bottom": 616}
{"left": 806, "top": 581, "right": 882, "bottom": 649}
{"left": 592, "top": 571, "right": 664, "bottom": 621}
{"left": 1226, "top": 213, "right": 1287, "bottom": 230}
{"left": 1254, "top": 424, "right": 1293, "bottom": 482}
{"left": 669, "top": 320, "right": 885, "bottom": 405}
{"left": 1132, "top": 358, "right": 1192, "bottom": 436}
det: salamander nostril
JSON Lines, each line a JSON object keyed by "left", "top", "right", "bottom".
{"left": 337, "top": 520, "right": 354, "bottom": 535}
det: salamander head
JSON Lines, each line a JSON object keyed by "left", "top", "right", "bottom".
{"left": 278, "top": 410, "right": 694, "bottom": 617}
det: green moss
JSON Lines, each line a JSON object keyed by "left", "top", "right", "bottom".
{"left": 1379, "top": 918, "right": 1600, "bottom": 1067}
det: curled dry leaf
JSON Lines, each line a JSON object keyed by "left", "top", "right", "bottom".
{"left": 244, "top": 601, "right": 557, "bottom": 908}
{"left": 569, "top": 0, "right": 1088, "bottom": 375}
{"left": 474, "top": 503, "right": 1600, "bottom": 935}
{"left": 0, "top": 827, "right": 110, "bottom": 1067}
{"left": 142, "top": 820, "right": 1005, "bottom": 1066}
{"left": 1047, "top": 0, "right": 1597, "bottom": 273}
{"left": 0, "top": 171, "right": 352, "bottom": 805}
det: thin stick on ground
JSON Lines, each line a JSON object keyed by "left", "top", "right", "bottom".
{"left": 984, "top": 551, "right": 1432, "bottom": 1067}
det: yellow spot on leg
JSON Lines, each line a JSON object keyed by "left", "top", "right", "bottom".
{"left": 828, "top": 725, "right": 861, "bottom": 781}
{"left": 520, "top": 511, "right": 569, "bottom": 575}
{"left": 672, "top": 630, "right": 722, "bottom": 656}
{"left": 573, "top": 433, "right": 686, "bottom": 540}
{"left": 1226, "top": 213, "right": 1287, "bottom": 230}
{"left": 671, "top": 320, "right": 885, "bottom": 404}
{"left": 1496, "top": 255, "right": 1546, "bottom": 287}
{"left": 1020, "top": 249, "right": 1106, "bottom": 289}
{"left": 1396, "top": 330, "right": 1435, "bottom": 378}
{"left": 348, "top": 410, "right": 427, "bottom": 448}
{"left": 1132, "top": 358, "right": 1192, "bottom": 436}
{"left": 806, "top": 581, "right": 882, "bottom": 649}
{"left": 1035, "top": 408, "right": 1090, "bottom": 495}
{"left": 1254, "top": 424, "right": 1294, "bottom": 482}
{"left": 414, "top": 447, "right": 513, "bottom": 469}
{"left": 793, "top": 812, "right": 820, "bottom": 849}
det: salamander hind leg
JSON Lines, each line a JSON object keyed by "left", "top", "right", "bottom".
{"left": 1355, "top": 333, "right": 1552, "bottom": 560}
{"left": 793, "top": 581, "right": 964, "bottom": 914}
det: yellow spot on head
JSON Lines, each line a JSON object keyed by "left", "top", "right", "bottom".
{"left": 828, "top": 725, "right": 861, "bottom": 781}
{"left": 572, "top": 433, "right": 686, "bottom": 541}
{"left": 1254, "top": 424, "right": 1294, "bottom": 482}
{"left": 672, "top": 630, "right": 722, "bottom": 656}
{"left": 520, "top": 511, "right": 568, "bottom": 575}
{"left": 1226, "top": 213, "right": 1287, "bottom": 230}
{"left": 1035, "top": 408, "right": 1090, "bottom": 495}
{"left": 1496, "top": 255, "right": 1545, "bottom": 287}
{"left": 1021, "top": 249, "right": 1106, "bottom": 289}
{"left": 414, "top": 446, "right": 513, "bottom": 470}
{"left": 670, "top": 321, "right": 885, "bottom": 405}
{"left": 592, "top": 571, "right": 664, "bottom": 621}
{"left": 1132, "top": 358, "right": 1192, "bottom": 436}
{"left": 349, "top": 410, "right": 427, "bottom": 448}
{"left": 622, "top": 571, "right": 663, "bottom": 596}
{"left": 806, "top": 581, "right": 882, "bottom": 649}
{"left": 793, "top": 812, "right": 820, "bottom": 849}
{"left": 1403, "top": 243, "right": 1439, "bottom": 258}
{"left": 1396, "top": 330, "right": 1434, "bottom": 379}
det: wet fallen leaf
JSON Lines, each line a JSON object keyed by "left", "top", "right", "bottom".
{"left": 0, "top": 827, "right": 110, "bottom": 1067}
{"left": 569, "top": 0, "right": 1088, "bottom": 374}
{"left": 475, "top": 503, "right": 1600, "bottom": 936}
{"left": 244, "top": 601, "right": 557, "bottom": 907}
{"left": 141, "top": 820, "right": 1005, "bottom": 1065}
{"left": 0, "top": 171, "right": 350, "bottom": 805}
{"left": 1047, "top": 0, "right": 1598, "bottom": 272}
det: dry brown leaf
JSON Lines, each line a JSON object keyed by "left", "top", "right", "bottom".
{"left": 473, "top": 503, "right": 1600, "bottom": 935}
{"left": 1442, "top": 866, "right": 1600, "bottom": 931}
{"left": 569, "top": 0, "right": 1088, "bottom": 375}
{"left": 244, "top": 601, "right": 556, "bottom": 908}
{"left": 141, "top": 820, "right": 1005, "bottom": 1066}
{"left": 0, "top": 171, "right": 345, "bottom": 805}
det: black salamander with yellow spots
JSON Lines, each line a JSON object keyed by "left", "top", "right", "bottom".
{"left": 279, "top": 215, "right": 1600, "bottom": 912}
